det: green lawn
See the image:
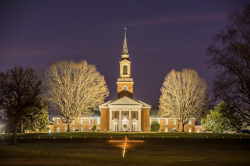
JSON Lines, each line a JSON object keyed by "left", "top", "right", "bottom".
{"left": 0, "top": 132, "right": 250, "bottom": 165}
{"left": 1, "top": 132, "right": 250, "bottom": 139}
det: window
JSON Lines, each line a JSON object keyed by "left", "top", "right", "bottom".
{"left": 197, "top": 129, "right": 200, "bottom": 133}
{"left": 189, "top": 119, "right": 192, "bottom": 125}
{"left": 57, "top": 127, "right": 60, "bottom": 132}
{"left": 81, "top": 127, "right": 85, "bottom": 132}
{"left": 165, "top": 128, "right": 168, "bottom": 132}
{"left": 165, "top": 119, "right": 168, "bottom": 125}
{"left": 173, "top": 119, "right": 176, "bottom": 125}
{"left": 89, "top": 119, "right": 92, "bottom": 125}
{"left": 57, "top": 119, "right": 60, "bottom": 125}
{"left": 73, "top": 120, "right": 76, "bottom": 125}
{"left": 97, "top": 118, "right": 100, "bottom": 125}
{"left": 89, "top": 127, "right": 92, "bottom": 132}
{"left": 81, "top": 119, "right": 84, "bottom": 125}
{"left": 64, "top": 127, "right": 67, "bottom": 132}
{"left": 123, "top": 112, "right": 127, "bottom": 118}
{"left": 133, "top": 112, "right": 136, "bottom": 119}
{"left": 114, "top": 112, "right": 117, "bottom": 119}
{"left": 189, "top": 128, "right": 192, "bottom": 133}
{"left": 123, "top": 65, "right": 127, "bottom": 74}
{"left": 73, "top": 127, "right": 76, "bottom": 132}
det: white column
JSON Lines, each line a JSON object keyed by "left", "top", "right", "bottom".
{"left": 119, "top": 110, "right": 122, "bottom": 131}
{"left": 129, "top": 110, "right": 131, "bottom": 131}
{"left": 109, "top": 110, "right": 112, "bottom": 131}
{"left": 138, "top": 110, "right": 141, "bottom": 131}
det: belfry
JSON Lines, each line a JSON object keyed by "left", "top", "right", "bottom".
{"left": 117, "top": 28, "right": 134, "bottom": 99}
{"left": 99, "top": 28, "right": 151, "bottom": 132}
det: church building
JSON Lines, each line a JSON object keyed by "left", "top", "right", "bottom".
{"left": 99, "top": 28, "right": 151, "bottom": 132}
{"left": 50, "top": 29, "right": 201, "bottom": 133}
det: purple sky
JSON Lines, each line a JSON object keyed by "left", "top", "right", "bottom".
{"left": 0, "top": 0, "right": 249, "bottom": 107}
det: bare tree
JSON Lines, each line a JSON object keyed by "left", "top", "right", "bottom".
{"left": 158, "top": 69, "right": 208, "bottom": 132}
{"left": 46, "top": 60, "right": 109, "bottom": 131}
{"left": 206, "top": 5, "right": 250, "bottom": 129}
{"left": 0, "top": 66, "right": 47, "bottom": 144}
{"left": 0, "top": 109, "right": 6, "bottom": 133}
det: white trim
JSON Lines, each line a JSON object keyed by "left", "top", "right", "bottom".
{"left": 57, "top": 119, "right": 60, "bottom": 125}
{"left": 108, "top": 96, "right": 142, "bottom": 106}
{"left": 138, "top": 110, "right": 141, "bottom": 131}
{"left": 81, "top": 127, "right": 85, "bottom": 132}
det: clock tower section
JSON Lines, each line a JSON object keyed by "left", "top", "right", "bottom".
{"left": 117, "top": 28, "right": 134, "bottom": 99}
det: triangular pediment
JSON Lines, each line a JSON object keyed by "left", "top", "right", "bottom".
{"left": 109, "top": 96, "right": 141, "bottom": 106}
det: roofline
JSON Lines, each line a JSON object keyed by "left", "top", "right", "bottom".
{"left": 150, "top": 117, "right": 196, "bottom": 119}
{"left": 52, "top": 117, "right": 100, "bottom": 120}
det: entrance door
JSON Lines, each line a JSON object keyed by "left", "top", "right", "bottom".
{"left": 111, "top": 119, "right": 119, "bottom": 131}
{"left": 122, "top": 119, "right": 129, "bottom": 131}
{"left": 115, "top": 124, "right": 119, "bottom": 131}
{"left": 122, "top": 123, "right": 128, "bottom": 131}
{"left": 132, "top": 123, "right": 137, "bottom": 131}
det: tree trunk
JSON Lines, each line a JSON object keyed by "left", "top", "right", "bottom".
{"left": 12, "top": 120, "right": 18, "bottom": 144}
{"left": 19, "top": 119, "right": 23, "bottom": 133}
{"left": 179, "top": 123, "right": 185, "bottom": 132}
{"left": 67, "top": 123, "right": 71, "bottom": 132}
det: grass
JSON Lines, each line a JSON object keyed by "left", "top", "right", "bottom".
{"left": 0, "top": 132, "right": 250, "bottom": 165}
{"left": 1, "top": 132, "right": 250, "bottom": 139}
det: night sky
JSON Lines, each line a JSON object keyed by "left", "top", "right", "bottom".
{"left": 0, "top": 0, "right": 249, "bottom": 108}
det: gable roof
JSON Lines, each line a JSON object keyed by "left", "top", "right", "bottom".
{"left": 99, "top": 96, "right": 151, "bottom": 109}
{"left": 109, "top": 96, "right": 141, "bottom": 105}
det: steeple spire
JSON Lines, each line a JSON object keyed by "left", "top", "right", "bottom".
{"left": 122, "top": 27, "right": 129, "bottom": 59}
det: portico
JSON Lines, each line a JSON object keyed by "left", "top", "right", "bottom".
{"left": 99, "top": 96, "right": 149, "bottom": 132}
{"left": 109, "top": 110, "right": 141, "bottom": 132}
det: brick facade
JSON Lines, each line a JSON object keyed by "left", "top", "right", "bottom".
{"left": 141, "top": 108, "right": 150, "bottom": 132}
{"left": 100, "top": 108, "right": 109, "bottom": 131}
{"left": 195, "top": 125, "right": 205, "bottom": 133}
{"left": 53, "top": 118, "right": 100, "bottom": 132}
{"left": 117, "top": 82, "right": 134, "bottom": 94}
{"left": 151, "top": 118, "right": 195, "bottom": 132}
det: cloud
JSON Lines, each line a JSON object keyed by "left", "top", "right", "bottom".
{"left": 124, "top": 12, "right": 227, "bottom": 27}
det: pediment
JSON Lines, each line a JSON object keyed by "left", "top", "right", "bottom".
{"left": 109, "top": 96, "right": 141, "bottom": 106}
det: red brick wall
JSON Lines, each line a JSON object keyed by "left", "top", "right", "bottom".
{"left": 53, "top": 118, "right": 100, "bottom": 132}
{"left": 100, "top": 108, "right": 109, "bottom": 131}
{"left": 141, "top": 108, "right": 150, "bottom": 132}
{"left": 151, "top": 118, "right": 195, "bottom": 132}
{"left": 195, "top": 126, "right": 204, "bottom": 133}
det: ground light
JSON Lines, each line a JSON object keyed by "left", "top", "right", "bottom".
{"left": 123, "top": 136, "right": 127, "bottom": 157}
{"left": 109, "top": 136, "right": 144, "bottom": 157}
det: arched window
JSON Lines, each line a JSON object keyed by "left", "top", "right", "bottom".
{"left": 123, "top": 65, "right": 127, "bottom": 74}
